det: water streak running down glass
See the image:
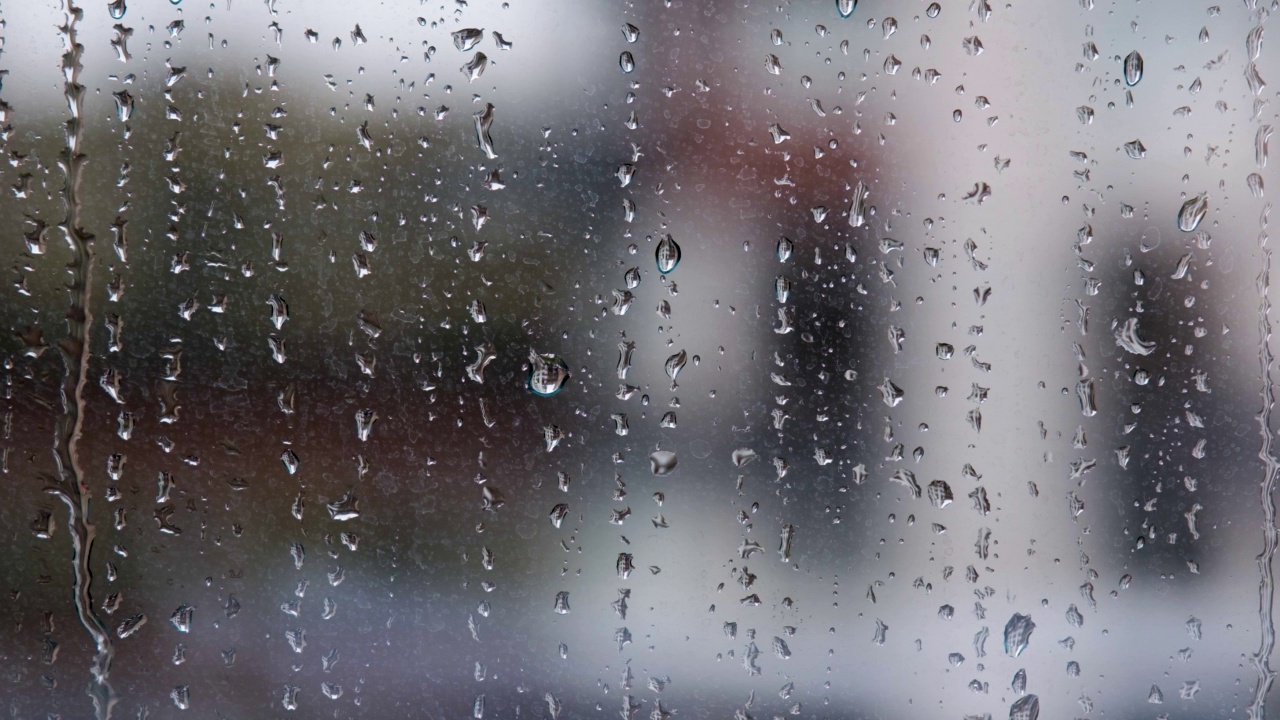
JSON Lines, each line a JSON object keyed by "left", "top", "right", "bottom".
{"left": 0, "top": 0, "right": 1277, "bottom": 718}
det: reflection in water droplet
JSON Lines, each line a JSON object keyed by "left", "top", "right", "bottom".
{"left": 656, "top": 235, "right": 681, "bottom": 273}
{"left": 528, "top": 350, "right": 570, "bottom": 396}
{"left": 1003, "top": 613, "right": 1036, "bottom": 657}
{"left": 776, "top": 236, "right": 794, "bottom": 262}
{"left": 1123, "top": 50, "right": 1143, "bottom": 86}
{"left": 1177, "top": 193, "right": 1208, "bottom": 232}
{"left": 1010, "top": 694, "right": 1040, "bottom": 720}
{"left": 1115, "top": 317, "right": 1156, "bottom": 355}
{"left": 848, "top": 181, "right": 870, "bottom": 228}
{"left": 453, "top": 28, "right": 484, "bottom": 51}
{"left": 649, "top": 450, "right": 678, "bottom": 475}
{"left": 473, "top": 103, "right": 497, "bottom": 159}
{"left": 664, "top": 350, "right": 688, "bottom": 383}
{"left": 1247, "top": 173, "right": 1265, "bottom": 198}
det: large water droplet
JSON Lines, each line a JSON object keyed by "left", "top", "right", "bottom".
{"left": 848, "top": 180, "right": 870, "bottom": 228}
{"left": 527, "top": 350, "right": 570, "bottom": 396}
{"left": 1003, "top": 613, "right": 1036, "bottom": 657}
{"left": 1123, "top": 139, "right": 1146, "bottom": 159}
{"left": 649, "top": 450, "right": 678, "bottom": 475}
{"left": 836, "top": 0, "right": 857, "bottom": 18}
{"left": 1010, "top": 694, "right": 1040, "bottom": 720}
{"left": 776, "top": 236, "right": 794, "bottom": 262}
{"left": 1247, "top": 173, "right": 1265, "bottom": 198}
{"left": 1114, "top": 317, "right": 1156, "bottom": 355}
{"left": 664, "top": 349, "right": 688, "bottom": 382}
{"left": 1177, "top": 193, "right": 1208, "bottom": 232}
{"left": 452, "top": 28, "right": 484, "bottom": 51}
{"left": 1123, "top": 50, "right": 1143, "bottom": 86}
{"left": 656, "top": 235, "right": 681, "bottom": 273}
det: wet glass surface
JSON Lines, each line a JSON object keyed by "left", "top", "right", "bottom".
{"left": 0, "top": 0, "right": 1277, "bottom": 717}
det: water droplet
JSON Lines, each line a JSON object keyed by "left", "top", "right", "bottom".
{"left": 170, "top": 685, "right": 190, "bottom": 710}
{"left": 1003, "top": 613, "right": 1036, "bottom": 657}
{"left": 656, "top": 235, "right": 681, "bottom": 273}
{"left": 1122, "top": 50, "right": 1144, "bottom": 87}
{"left": 527, "top": 350, "right": 570, "bottom": 396}
{"left": 473, "top": 103, "right": 497, "bottom": 159}
{"left": 1123, "top": 139, "right": 1147, "bottom": 159}
{"left": 554, "top": 591, "right": 571, "bottom": 615}
{"left": 619, "top": 51, "right": 636, "bottom": 73}
{"left": 848, "top": 181, "right": 870, "bottom": 228}
{"left": 776, "top": 236, "right": 794, "bottom": 262}
{"left": 453, "top": 28, "right": 484, "bottom": 51}
{"left": 649, "top": 450, "right": 678, "bottom": 475}
{"left": 1247, "top": 172, "right": 1265, "bottom": 198}
{"left": 1076, "top": 379, "right": 1097, "bottom": 416}
{"left": 664, "top": 349, "right": 688, "bottom": 382}
{"left": 1114, "top": 317, "right": 1156, "bottom": 356}
{"left": 927, "top": 480, "right": 953, "bottom": 508}
{"left": 461, "top": 52, "right": 489, "bottom": 82}
{"left": 1010, "top": 694, "right": 1040, "bottom": 720}
{"left": 1177, "top": 193, "right": 1208, "bottom": 231}
{"left": 926, "top": 2, "right": 941, "bottom": 17}
{"left": 872, "top": 619, "right": 888, "bottom": 645}
{"left": 836, "top": 0, "right": 857, "bottom": 19}
{"left": 1011, "top": 668, "right": 1027, "bottom": 694}
{"left": 732, "top": 448, "right": 758, "bottom": 467}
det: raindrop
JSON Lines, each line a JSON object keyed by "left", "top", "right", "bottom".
{"left": 1177, "top": 193, "right": 1208, "bottom": 232}
{"left": 1003, "top": 613, "right": 1036, "bottom": 657}
{"left": 656, "top": 235, "right": 682, "bottom": 273}
{"left": 649, "top": 450, "right": 678, "bottom": 475}
{"left": 1123, "top": 51, "right": 1143, "bottom": 86}
{"left": 528, "top": 350, "right": 571, "bottom": 396}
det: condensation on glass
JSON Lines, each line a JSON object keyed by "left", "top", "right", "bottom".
{"left": 0, "top": 0, "right": 1276, "bottom": 718}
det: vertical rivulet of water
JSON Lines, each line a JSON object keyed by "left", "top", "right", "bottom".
{"left": 1247, "top": 2, "right": 1275, "bottom": 716}
{"left": 50, "top": 1, "right": 116, "bottom": 718}
{"left": 1251, "top": 211, "right": 1276, "bottom": 720}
